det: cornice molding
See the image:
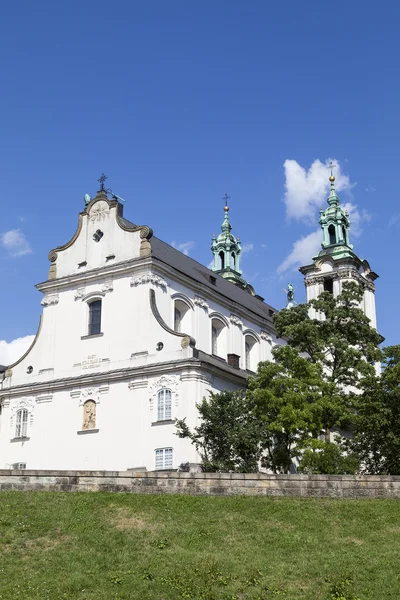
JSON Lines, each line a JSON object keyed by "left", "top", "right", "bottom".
{"left": 0, "top": 355, "right": 247, "bottom": 400}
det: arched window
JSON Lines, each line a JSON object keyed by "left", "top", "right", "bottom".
{"left": 88, "top": 299, "right": 102, "bottom": 336}
{"left": 173, "top": 299, "right": 191, "bottom": 333}
{"left": 328, "top": 225, "right": 336, "bottom": 245}
{"left": 157, "top": 389, "right": 172, "bottom": 421}
{"left": 219, "top": 250, "right": 225, "bottom": 269}
{"left": 211, "top": 318, "right": 227, "bottom": 358}
{"left": 342, "top": 225, "right": 347, "bottom": 244}
{"left": 82, "top": 400, "right": 96, "bottom": 430}
{"left": 231, "top": 252, "right": 236, "bottom": 270}
{"left": 15, "top": 408, "right": 28, "bottom": 438}
{"left": 244, "top": 335, "right": 258, "bottom": 372}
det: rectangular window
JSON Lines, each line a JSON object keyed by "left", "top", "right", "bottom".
{"left": 155, "top": 447, "right": 173, "bottom": 469}
{"left": 15, "top": 409, "right": 28, "bottom": 438}
{"left": 157, "top": 389, "right": 172, "bottom": 421}
{"left": 89, "top": 300, "right": 102, "bottom": 335}
{"left": 11, "top": 463, "right": 26, "bottom": 470}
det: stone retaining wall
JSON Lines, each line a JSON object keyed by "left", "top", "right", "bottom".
{"left": 0, "top": 470, "right": 399, "bottom": 498}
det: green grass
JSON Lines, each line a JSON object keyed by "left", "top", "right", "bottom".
{"left": 0, "top": 492, "right": 399, "bottom": 599}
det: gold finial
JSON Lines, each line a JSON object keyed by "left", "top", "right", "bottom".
{"left": 329, "top": 162, "right": 336, "bottom": 182}
{"left": 222, "top": 192, "right": 230, "bottom": 211}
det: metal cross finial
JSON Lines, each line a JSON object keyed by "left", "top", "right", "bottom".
{"left": 329, "top": 162, "right": 336, "bottom": 177}
{"left": 98, "top": 173, "right": 108, "bottom": 192}
{"left": 222, "top": 192, "right": 230, "bottom": 206}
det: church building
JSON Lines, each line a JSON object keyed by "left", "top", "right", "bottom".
{"left": 0, "top": 172, "right": 378, "bottom": 471}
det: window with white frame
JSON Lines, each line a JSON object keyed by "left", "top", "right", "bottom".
{"left": 211, "top": 318, "right": 227, "bottom": 358}
{"left": 155, "top": 447, "right": 173, "bottom": 470}
{"left": 173, "top": 298, "right": 191, "bottom": 334}
{"left": 88, "top": 299, "right": 102, "bottom": 336}
{"left": 157, "top": 389, "right": 172, "bottom": 421}
{"left": 244, "top": 335, "right": 258, "bottom": 372}
{"left": 15, "top": 408, "right": 28, "bottom": 438}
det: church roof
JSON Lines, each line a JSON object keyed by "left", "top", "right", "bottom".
{"left": 150, "top": 235, "right": 277, "bottom": 325}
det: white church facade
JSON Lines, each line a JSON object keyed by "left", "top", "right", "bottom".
{"left": 0, "top": 173, "right": 378, "bottom": 471}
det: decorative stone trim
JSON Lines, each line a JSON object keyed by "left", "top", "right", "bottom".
{"left": 148, "top": 375, "right": 180, "bottom": 411}
{"left": 70, "top": 386, "right": 109, "bottom": 406}
{"left": 128, "top": 378, "right": 148, "bottom": 391}
{"left": 305, "top": 270, "right": 376, "bottom": 291}
{"left": 131, "top": 272, "right": 168, "bottom": 291}
{"left": 230, "top": 314, "right": 243, "bottom": 329}
{"left": 74, "top": 288, "right": 86, "bottom": 300}
{"left": 10, "top": 397, "right": 36, "bottom": 429}
{"left": 41, "top": 293, "right": 59, "bottom": 306}
{"left": 194, "top": 296, "right": 209, "bottom": 311}
{"left": 90, "top": 203, "right": 109, "bottom": 223}
{"left": 260, "top": 331, "right": 273, "bottom": 343}
{"left": 36, "top": 394, "right": 53, "bottom": 404}
{"left": 101, "top": 280, "right": 114, "bottom": 293}
{"left": 180, "top": 371, "right": 212, "bottom": 384}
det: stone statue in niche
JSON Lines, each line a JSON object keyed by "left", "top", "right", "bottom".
{"left": 83, "top": 400, "right": 96, "bottom": 430}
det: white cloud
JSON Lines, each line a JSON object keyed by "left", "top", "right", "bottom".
{"left": 171, "top": 241, "right": 195, "bottom": 256}
{"left": 241, "top": 243, "right": 254, "bottom": 254}
{"left": 283, "top": 158, "right": 352, "bottom": 222}
{"left": 1, "top": 229, "right": 32, "bottom": 257}
{"left": 341, "top": 202, "right": 370, "bottom": 238}
{"left": 277, "top": 230, "right": 321, "bottom": 274}
{"left": 0, "top": 335, "right": 35, "bottom": 366}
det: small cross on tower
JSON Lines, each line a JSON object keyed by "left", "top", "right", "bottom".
{"left": 98, "top": 173, "right": 108, "bottom": 192}
{"left": 222, "top": 192, "right": 230, "bottom": 208}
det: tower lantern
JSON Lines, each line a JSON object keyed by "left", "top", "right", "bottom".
{"left": 211, "top": 194, "right": 255, "bottom": 295}
{"left": 299, "top": 166, "right": 378, "bottom": 327}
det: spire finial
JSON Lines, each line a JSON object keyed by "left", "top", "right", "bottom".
{"left": 329, "top": 161, "right": 335, "bottom": 183}
{"left": 222, "top": 192, "right": 230, "bottom": 212}
{"left": 97, "top": 173, "right": 108, "bottom": 193}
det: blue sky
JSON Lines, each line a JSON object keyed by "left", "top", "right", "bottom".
{"left": 1, "top": 1, "right": 399, "bottom": 362}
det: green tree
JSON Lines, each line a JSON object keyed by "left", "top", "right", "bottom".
{"left": 273, "top": 281, "right": 382, "bottom": 444}
{"left": 351, "top": 345, "right": 400, "bottom": 475}
{"left": 175, "top": 390, "right": 267, "bottom": 472}
{"left": 298, "top": 438, "right": 359, "bottom": 475}
{"left": 177, "top": 282, "right": 382, "bottom": 474}
{"left": 248, "top": 345, "right": 325, "bottom": 473}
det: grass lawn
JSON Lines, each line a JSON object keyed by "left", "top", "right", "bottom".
{"left": 0, "top": 492, "right": 399, "bottom": 599}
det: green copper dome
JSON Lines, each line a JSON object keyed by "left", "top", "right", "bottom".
{"left": 211, "top": 198, "right": 255, "bottom": 294}
{"left": 314, "top": 174, "right": 356, "bottom": 261}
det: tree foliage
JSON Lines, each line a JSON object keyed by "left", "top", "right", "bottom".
{"left": 177, "top": 282, "right": 386, "bottom": 474}
{"left": 175, "top": 390, "right": 267, "bottom": 472}
{"left": 351, "top": 345, "right": 400, "bottom": 475}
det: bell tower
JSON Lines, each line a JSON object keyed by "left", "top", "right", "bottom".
{"left": 211, "top": 194, "right": 255, "bottom": 294}
{"left": 299, "top": 168, "right": 378, "bottom": 328}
